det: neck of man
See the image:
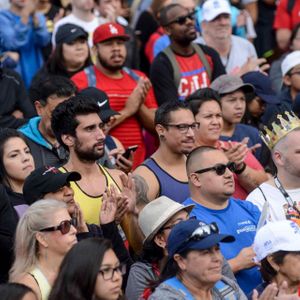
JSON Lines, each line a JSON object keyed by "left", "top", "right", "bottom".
{"left": 275, "top": 170, "right": 300, "bottom": 190}
{"left": 154, "top": 143, "right": 187, "bottom": 166}
{"left": 96, "top": 61, "right": 123, "bottom": 79}
{"left": 64, "top": 151, "right": 100, "bottom": 175}
{"left": 191, "top": 189, "right": 229, "bottom": 210}
{"left": 221, "top": 120, "right": 235, "bottom": 137}
{"left": 203, "top": 34, "right": 231, "bottom": 58}
{"left": 180, "top": 273, "right": 214, "bottom": 300}
{"left": 38, "top": 122, "right": 57, "bottom": 145}
{"left": 72, "top": 7, "right": 95, "bottom": 22}
{"left": 170, "top": 41, "right": 195, "bottom": 56}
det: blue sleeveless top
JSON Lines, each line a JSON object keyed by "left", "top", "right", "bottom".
{"left": 143, "top": 158, "right": 189, "bottom": 203}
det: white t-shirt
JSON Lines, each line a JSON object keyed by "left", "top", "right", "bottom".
{"left": 52, "top": 14, "right": 99, "bottom": 47}
{"left": 246, "top": 182, "right": 300, "bottom": 226}
{"left": 195, "top": 35, "right": 257, "bottom": 74}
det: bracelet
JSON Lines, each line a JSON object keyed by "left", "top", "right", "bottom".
{"left": 235, "top": 162, "right": 246, "bottom": 174}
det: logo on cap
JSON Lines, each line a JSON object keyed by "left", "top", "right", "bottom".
{"left": 71, "top": 28, "right": 77, "bottom": 33}
{"left": 109, "top": 24, "right": 118, "bottom": 35}
{"left": 97, "top": 100, "right": 108, "bottom": 107}
{"left": 42, "top": 166, "right": 60, "bottom": 176}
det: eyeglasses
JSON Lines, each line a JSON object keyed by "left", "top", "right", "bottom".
{"left": 99, "top": 264, "right": 126, "bottom": 281}
{"left": 161, "top": 216, "right": 196, "bottom": 232}
{"left": 194, "top": 162, "right": 236, "bottom": 176}
{"left": 164, "top": 122, "right": 200, "bottom": 133}
{"left": 186, "top": 222, "right": 219, "bottom": 243}
{"left": 165, "top": 10, "right": 195, "bottom": 26}
{"left": 290, "top": 71, "right": 300, "bottom": 76}
{"left": 40, "top": 219, "right": 73, "bottom": 235}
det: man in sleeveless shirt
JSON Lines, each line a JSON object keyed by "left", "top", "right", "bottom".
{"left": 134, "top": 101, "right": 197, "bottom": 203}
{"left": 51, "top": 95, "right": 144, "bottom": 253}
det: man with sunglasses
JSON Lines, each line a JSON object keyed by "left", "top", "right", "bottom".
{"left": 150, "top": 3, "right": 225, "bottom": 104}
{"left": 183, "top": 146, "right": 262, "bottom": 295}
{"left": 134, "top": 101, "right": 196, "bottom": 203}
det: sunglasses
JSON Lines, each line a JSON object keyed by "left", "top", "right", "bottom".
{"left": 165, "top": 10, "right": 195, "bottom": 26}
{"left": 186, "top": 222, "right": 219, "bottom": 243}
{"left": 40, "top": 219, "right": 73, "bottom": 235}
{"left": 194, "top": 162, "right": 236, "bottom": 176}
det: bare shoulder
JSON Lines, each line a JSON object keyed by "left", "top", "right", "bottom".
{"left": 14, "top": 273, "right": 41, "bottom": 300}
{"left": 107, "top": 168, "right": 124, "bottom": 187}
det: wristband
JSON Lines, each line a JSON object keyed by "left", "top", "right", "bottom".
{"left": 235, "top": 162, "right": 246, "bottom": 174}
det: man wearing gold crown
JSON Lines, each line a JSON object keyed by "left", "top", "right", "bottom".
{"left": 246, "top": 111, "right": 300, "bottom": 227}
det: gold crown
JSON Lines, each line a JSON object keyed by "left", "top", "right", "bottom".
{"left": 260, "top": 111, "right": 300, "bottom": 149}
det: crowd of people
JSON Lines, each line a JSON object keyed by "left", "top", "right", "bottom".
{"left": 1, "top": 0, "right": 300, "bottom": 299}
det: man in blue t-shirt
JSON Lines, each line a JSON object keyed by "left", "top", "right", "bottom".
{"left": 183, "top": 145, "right": 262, "bottom": 295}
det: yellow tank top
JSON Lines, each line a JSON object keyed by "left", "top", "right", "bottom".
{"left": 59, "top": 165, "right": 121, "bottom": 225}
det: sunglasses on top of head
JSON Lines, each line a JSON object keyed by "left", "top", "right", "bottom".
{"left": 165, "top": 10, "right": 196, "bottom": 26}
{"left": 40, "top": 219, "right": 74, "bottom": 235}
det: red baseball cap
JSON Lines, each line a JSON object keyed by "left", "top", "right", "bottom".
{"left": 93, "top": 23, "right": 129, "bottom": 45}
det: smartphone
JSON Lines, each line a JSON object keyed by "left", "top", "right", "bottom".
{"left": 122, "top": 145, "right": 138, "bottom": 159}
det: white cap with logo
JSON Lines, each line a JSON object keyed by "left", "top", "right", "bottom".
{"left": 202, "top": 0, "right": 231, "bottom": 22}
{"left": 253, "top": 220, "right": 300, "bottom": 262}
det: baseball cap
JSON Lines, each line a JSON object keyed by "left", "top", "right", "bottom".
{"left": 254, "top": 220, "right": 300, "bottom": 262}
{"left": 202, "top": 0, "right": 231, "bottom": 22}
{"left": 93, "top": 23, "right": 129, "bottom": 45}
{"left": 167, "top": 219, "right": 235, "bottom": 258}
{"left": 23, "top": 166, "right": 81, "bottom": 205}
{"left": 242, "top": 71, "right": 279, "bottom": 104}
{"left": 78, "top": 87, "right": 120, "bottom": 123}
{"left": 211, "top": 74, "right": 254, "bottom": 95}
{"left": 55, "top": 23, "right": 88, "bottom": 45}
{"left": 281, "top": 51, "right": 300, "bottom": 77}
{"left": 138, "top": 196, "right": 195, "bottom": 244}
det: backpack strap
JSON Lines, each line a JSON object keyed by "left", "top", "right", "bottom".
{"left": 122, "top": 66, "right": 140, "bottom": 82}
{"left": 164, "top": 277, "right": 194, "bottom": 300}
{"left": 214, "top": 280, "right": 239, "bottom": 300}
{"left": 84, "top": 66, "right": 97, "bottom": 87}
{"left": 287, "top": 0, "right": 296, "bottom": 14}
{"left": 192, "top": 44, "right": 212, "bottom": 81}
{"left": 162, "top": 44, "right": 212, "bottom": 90}
{"left": 163, "top": 46, "right": 182, "bottom": 90}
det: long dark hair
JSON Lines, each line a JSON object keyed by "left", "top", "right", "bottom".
{"left": 0, "top": 129, "right": 28, "bottom": 189}
{"left": 49, "top": 238, "right": 121, "bottom": 300}
{"left": 46, "top": 42, "right": 92, "bottom": 77}
{"left": 0, "top": 283, "right": 36, "bottom": 300}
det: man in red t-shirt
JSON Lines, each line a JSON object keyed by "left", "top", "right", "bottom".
{"left": 71, "top": 23, "right": 158, "bottom": 169}
{"left": 274, "top": 0, "right": 300, "bottom": 50}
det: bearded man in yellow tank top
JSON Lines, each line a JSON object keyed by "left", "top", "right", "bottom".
{"left": 51, "top": 95, "right": 143, "bottom": 252}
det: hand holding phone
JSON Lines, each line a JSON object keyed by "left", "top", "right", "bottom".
{"left": 122, "top": 145, "right": 138, "bottom": 159}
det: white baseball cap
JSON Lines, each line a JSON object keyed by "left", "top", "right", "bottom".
{"left": 253, "top": 220, "right": 300, "bottom": 262}
{"left": 138, "top": 196, "right": 194, "bottom": 244}
{"left": 202, "top": 0, "right": 231, "bottom": 22}
{"left": 281, "top": 51, "right": 300, "bottom": 76}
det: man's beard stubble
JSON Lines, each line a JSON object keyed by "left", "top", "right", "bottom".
{"left": 74, "top": 139, "right": 104, "bottom": 163}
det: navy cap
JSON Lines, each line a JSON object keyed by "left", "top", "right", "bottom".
{"left": 242, "top": 71, "right": 279, "bottom": 104}
{"left": 78, "top": 87, "right": 120, "bottom": 123}
{"left": 55, "top": 23, "right": 88, "bottom": 45}
{"left": 167, "top": 219, "right": 235, "bottom": 259}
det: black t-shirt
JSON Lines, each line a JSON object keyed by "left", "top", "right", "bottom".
{"left": 150, "top": 44, "right": 226, "bottom": 105}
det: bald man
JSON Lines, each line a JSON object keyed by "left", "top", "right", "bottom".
{"left": 247, "top": 127, "right": 300, "bottom": 225}
{"left": 183, "top": 146, "right": 262, "bottom": 294}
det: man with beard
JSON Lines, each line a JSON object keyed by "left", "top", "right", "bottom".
{"left": 19, "top": 75, "right": 76, "bottom": 168}
{"left": 134, "top": 101, "right": 196, "bottom": 203}
{"left": 71, "top": 22, "right": 157, "bottom": 169}
{"left": 150, "top": 3, "right": 225, "bottom": 105}
{"left": 183, "top": 146, "right": 262, "bottom": 295}
{"left": 51, "top": 95, "right": 144, "bottom": 252}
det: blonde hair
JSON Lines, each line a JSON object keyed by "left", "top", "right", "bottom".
{"left": 9, "top": 199, "right": 67, "bottom": 281}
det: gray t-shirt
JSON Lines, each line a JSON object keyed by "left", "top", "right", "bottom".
{"left": 149, "top": 276, "right": 247, "bottom": 300}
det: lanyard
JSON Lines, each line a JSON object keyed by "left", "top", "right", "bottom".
{"left": 274, "top": 176, "right": 300, "bottom": 214}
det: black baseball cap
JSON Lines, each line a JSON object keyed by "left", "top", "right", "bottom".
{"left": 78, "top": 87, "right": 120, "bottom": 123}
{"left": 55, "top": 23, "right": 88, "bottom": 45}
{"left": 23, "top": 166, "right": 81, "bottom": 205}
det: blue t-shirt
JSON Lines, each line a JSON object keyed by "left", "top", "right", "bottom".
{"left": 183, "top": 197, "right": 262, "bottom": 295}
{"left": 220, "top": 124, "right": 263, "bottom": 161}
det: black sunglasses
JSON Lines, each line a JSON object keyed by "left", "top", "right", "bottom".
{"left": 194, "top": 162, "right": 236, "bottom": 176}
{"left": 186, "top": 222, "right": 219, "bottom": 243}
{"left": 40, "top": 219, "right": 73, "bottom": 235}
{"left": 165, "top": 10, "right": 195, "bottom": 26}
